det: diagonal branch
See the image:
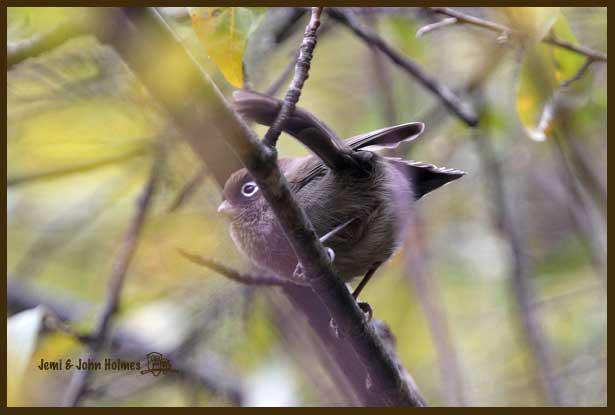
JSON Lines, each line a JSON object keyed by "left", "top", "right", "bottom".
{"left": 178, "top": 249, "right": 299, "bottom": 288}
{"left": 543, "top": 34, "right": 607, "bottom": 63}
{"left": 167, "top": 166, "right": 208, "bottom": 212}
{"left": 329, "top": 8, "right": 478, "bottom": 127}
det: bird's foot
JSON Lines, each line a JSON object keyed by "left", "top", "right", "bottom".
{"left": 357, "top": 301, "right": 373, "bottom": 322}
{"left": 325, "top": 247, "right": 335, "bottom": 262}
{"left": 292, "top": 263, "right": 305, "bottom": 281}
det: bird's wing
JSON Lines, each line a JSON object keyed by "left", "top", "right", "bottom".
{"left": 232, "top": 90, "right": 356, "bottom": 171}
{"left": 388, "top": 158, "right": 466, "bottom": 200}
{"left": 346, "top": 122, "right": 425, "bottom": 151}
{"left": 278, "top": 156, "right": 328, "bottom": 193}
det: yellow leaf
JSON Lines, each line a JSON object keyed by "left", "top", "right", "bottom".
{"left": 515, "top": 13, "right": 593, "bottom": 141}
{"left": 503, "top": 7, "right": 560, "bottom": 41}
{"left": 190, "top": 7, "right": 265, "bottom": 88}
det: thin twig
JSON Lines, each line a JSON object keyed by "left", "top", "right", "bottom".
{"left": 430, "top": 7, "right": 607, "bottom": 62}
{"left": 272, "top": 8, "right": 308, "bottom": 45}
{"left": 560, "top": 57, "right": 594, "bottom": 88}
{"left": 167, "top": 166, "right": 208, "bottom": 212}
{"left": 264, "top": 50, "right": 299, "bottom": 97}
{"left": 264, "top": 23, "right": 332, "bottom": 98}
{"left": 7, "top": 146, "right": 150, "bottom": 187}
{"left": 61, "top": 148, "right": 163, "bottom": 406}
{"left": 329, "top": 8, "right": 478, "bottom": 127}
{"left": 262, "top": 7, "right": 323, "bottom": 147}
{"left": 363, "top": 13, "right": 397, "bottom": 128}
{"left": 177, "top": 249, "right": 299, "bottom": 287}
{"left": 544, "top": 34, "right": 607, "bottom": 63}
{"left": 416, "top": 17, "right": 458, "bottom": 38}
{"left": 430, "top": 7, "right": 512, "bottom": 35}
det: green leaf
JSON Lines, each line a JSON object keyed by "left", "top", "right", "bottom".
{"left": 190, "top": 7, "right": 266, "bottom": 88}
{"left": 515, "top": 13, "right": 592, "bottom": 141}
{"left": 7, "top": 306, "right": 47, "bottom": 405}
{"left": 550, "top": 13, "right": 591, "bottom": 82}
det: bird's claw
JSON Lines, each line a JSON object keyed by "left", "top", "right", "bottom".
{"left": 357, "top": 301, "right": 373, "bottom": 322}
{"left": 325, "top": 247, "right": 335, "bottom": 263}
{"left": 292, "top": 263, "right": 306, "bottom": 281}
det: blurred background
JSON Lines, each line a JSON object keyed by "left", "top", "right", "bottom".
{"left": 7, "top": 7, "right": 607, "bottom": 407}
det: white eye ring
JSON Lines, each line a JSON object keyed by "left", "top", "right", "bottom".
{"left": 241, "top": 181, "right": 259, "bottom": 197}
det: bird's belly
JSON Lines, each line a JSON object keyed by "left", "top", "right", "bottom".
{"left": 229, "top": 220, "right": 299, "bottom": 279}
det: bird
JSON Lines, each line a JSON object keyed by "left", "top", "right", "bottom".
{"left": 218, "top": 89, "right": 465, "bottom": 303}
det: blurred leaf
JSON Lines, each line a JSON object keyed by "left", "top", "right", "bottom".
{"left": 7, "top": 37, "right": 162, "bottom": 185}
{"left": 7, "top": 7, "right": 82, "bottom": 43}
{"left": 516, "top": 44, "right": 558, "bottom": 141}
{"left": 515, "top": 13, "right": 591, "bottom": 141}
{"left": 502, "top": 7, "right": 560, "bottom": 41}
{"left": 7, "top": 306, "right": 46, "bottom": 405}
{"left": 190, "top": 7, "right": 266, "bottom": 88}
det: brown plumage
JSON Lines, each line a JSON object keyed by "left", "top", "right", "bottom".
{"left": 219, "top": 90, "right": 465, "bottom": 289}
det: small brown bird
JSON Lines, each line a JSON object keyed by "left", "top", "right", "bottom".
{"left": 219, "top": 90, "right": 465, "bottom": 300}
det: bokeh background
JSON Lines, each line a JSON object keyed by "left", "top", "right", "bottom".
{"left": 7, "top": 7, "right": 607, "bottom": 406}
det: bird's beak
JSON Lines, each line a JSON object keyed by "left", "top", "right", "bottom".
{"left": 217, "top": 200, "right": 236, "bottom": 218}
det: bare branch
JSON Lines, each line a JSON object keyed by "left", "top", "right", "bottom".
{"left": 329, "top": 8, "right": 478, "bottom": 127}
{"left": 264, "top": 51, "right": 298, "bottom": 97}
{"left": 7, "top": 146, "right": 150, "bottom": 187}
{"left": 262, "top": 7, "right": 323, "bottom": 148}
{"left": 430, "top": 7, "right": 512, "bottom": 35}
{"left": 416, "top": 17, "right": 458, "bottom": 38}
{"left": 167, "top": 166, "right": 208, "bottom": 212}
{"left": 62, "top": 148, "right": 163, "bottom": 406}
{"left": 544, "top": 34, "right": 607, "bottom": 63}
{"left": 430, "top": 7, "right": 607, "bottom": 62}
{"left": 178, "top": 249, "right": 299, "bottom": 287}
{"left": 560, "top": 57, "right": 594, "bottom": 88}
{"left": 363, "top": 13, "right": 397, "bottom": 128}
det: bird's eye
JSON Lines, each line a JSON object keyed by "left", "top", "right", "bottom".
{"left": 241, "top": 181, "right": 259, "bottom": 197}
